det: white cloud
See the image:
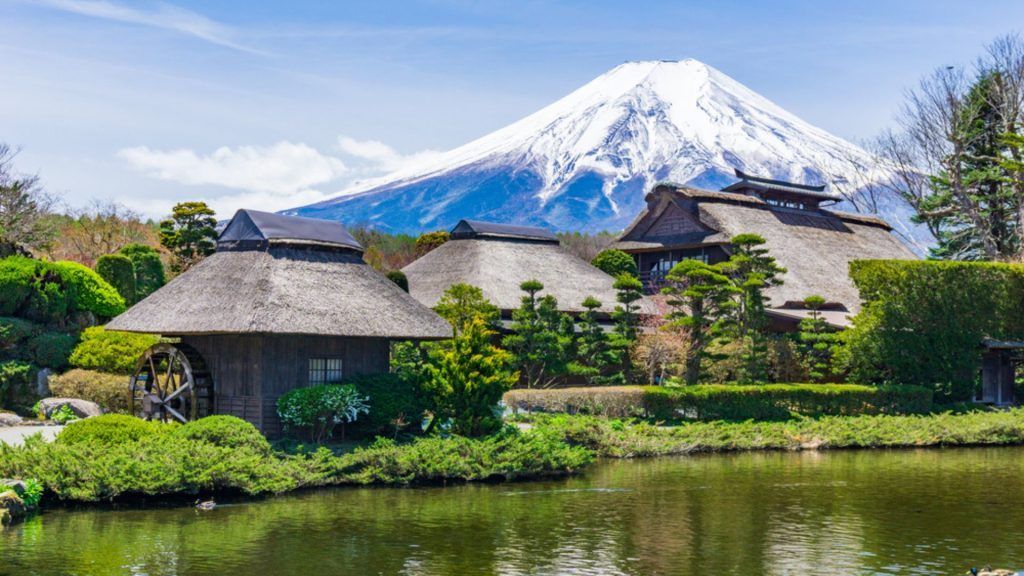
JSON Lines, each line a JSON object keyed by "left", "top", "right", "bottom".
{"left": 337, "top": 136, "right": 444, "bottom": 173}
{"left": 33, "top": 0, "right": 263, "bottom": 54}
{"left": 118, "top": 141, "right": 348, "bottom": 194}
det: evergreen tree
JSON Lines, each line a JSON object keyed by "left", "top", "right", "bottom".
{"left": 662, "top": 260, "right": 737, "bottom": 385}
{"left": 569, "top": 296, "right": 623, "bottom": 385}
{"left": 502, "top": 280, "right": 573, "bottom": 388}
{"left": 433, "top": 283, "right": 500, "bottom": 334}
{"left": 159, "top": 202, "right": 217, "bottom": 273}
{"left": 796, "top": 295, "right": 838, "bottom": 382}
{"left": 424, "top": 317, "right": 518, "bottom": 436}
{"left": 718, "top": 234, "right": 786, "bottom": 383}
{"left": 119, "top": 243, "right": 165, "bottom": 300}
{"left": 95, "top": 254, "right": 136, "bottom": 305}
{"left": 591, "top": 249, "right": 639, "bottom": 279}
{"left": 611, "top": 273, "right": 643, "bottom": 342}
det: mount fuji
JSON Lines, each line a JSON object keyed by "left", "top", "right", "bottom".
{"left": 288, "top": 59, "right": 923, "bottom": 247}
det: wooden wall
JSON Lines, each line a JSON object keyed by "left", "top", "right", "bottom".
{"left": 183, "top": 334, "right": 391, "bottom": 435}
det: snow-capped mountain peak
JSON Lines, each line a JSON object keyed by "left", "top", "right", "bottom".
{"left": 288, "top": 59, "right": 917, "bottom": 245}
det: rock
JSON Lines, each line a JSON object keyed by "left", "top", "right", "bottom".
{"left": 0, "top": 490, "right": 26, "bottom": 524}
{"left": 0, "top": 479, "right": 27, "bottom": 494}
{"left": 36, "top": 368, "right": 54, "bottom": 397}
{"left": 0, "top": 412, "right": 23, "bottom": 427}
{"left": 36, "top": 398, "right": 102, "bottom": 420}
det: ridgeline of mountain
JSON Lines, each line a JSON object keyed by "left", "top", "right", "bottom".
{"left": 287, "top": 59, "right": 921, "bottom": 245}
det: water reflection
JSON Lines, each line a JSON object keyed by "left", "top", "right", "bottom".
{"left": 3, "top": 448, "right": 1024, "bottom": 575}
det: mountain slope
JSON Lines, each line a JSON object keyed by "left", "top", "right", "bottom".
{"left": 288, "top": 59, "right": 922, "bottom": 247}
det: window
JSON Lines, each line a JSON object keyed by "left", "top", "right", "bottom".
{"left": 308, "top": 358, "right": 344, "bottom": 385}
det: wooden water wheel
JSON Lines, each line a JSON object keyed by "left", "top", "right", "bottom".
{"left": 129, "top": 343, "right": 213, "bottom": 423}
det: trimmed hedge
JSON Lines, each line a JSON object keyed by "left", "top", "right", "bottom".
{"left": 347, "top": 373, "right": 428, "bottom": 436}
{"left": 53, "top": 261, "right": 126, "bottom": 319}
{"left": 96, "top": 254, "right": 136, "bottom": 305}
{"left": 57, "top": 414, "right": 169, "bottom": 446}
{"left": 0, "top": 257, "right": 126, "bottom": 321}
{"left": 68, "top": 326, "right": 159, "bottom": 375}
{"left": 49, "top": 369, "right": 130, "bottom": 413}
{"left": 173, "top": 415, "right": 272, "bottom": 454}
{"left": 845, "top": 260, "right": 1024, "bottom": 402}
{"left": 504, "top": 384, "right": 933, "bottom": 421}
{"left": 26, "top": 331, "right": 78, "bottom": 371}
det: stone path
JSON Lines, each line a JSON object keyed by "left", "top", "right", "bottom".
{"left": 0, "top": 426, "right": 62, "bottom": 446}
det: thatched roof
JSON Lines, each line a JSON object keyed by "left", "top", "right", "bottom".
{"left": 107, "top": 212, "right": 451, "bottom": 339}
{"left": 402, "top": 232, "right": 656, "bottom": 316}
{"left": 613, "top": 183, "right": 916, "bottom": 312}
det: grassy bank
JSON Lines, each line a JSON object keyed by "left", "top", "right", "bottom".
{"left": 0, "top": 416, "right": 592, "bottom": 503}
{"left": 523, "top": 409, "right": 1024, "bottom": 457}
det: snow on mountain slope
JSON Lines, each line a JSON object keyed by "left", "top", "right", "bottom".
{"left": 287, "top": 59, "right": 926, "bottom": 249}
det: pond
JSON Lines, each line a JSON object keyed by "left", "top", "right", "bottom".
{"left": 3, "top": 447, "right": 1024, "bottom": 575}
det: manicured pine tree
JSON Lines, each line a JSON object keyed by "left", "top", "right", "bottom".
{"left": 569, "top": 296, "right": 623, "bottom": 385}
{"left": 662, "top": 259, "right": 737, "bottom": 386}
{"left": 718, "top": 234, "right": 786, "bottom": 383}
{"left": 502, "top": 280, "right": 573, "bottom": 388}
{"left": 610, "top": 273, "right": 644, "bottom": 380}
{"left": 796, "top": 295, "right": 838, "bottom": 382}
{"left": 159, "top": 202, "right": 217, "bottom": 273}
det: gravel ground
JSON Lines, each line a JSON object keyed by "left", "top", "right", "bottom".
{"left": 0, "top": 426, "right": 63, "bottom": 446}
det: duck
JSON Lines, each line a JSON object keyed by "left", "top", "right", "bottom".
{"left": 194, "top": 498, "right": 216, "bottom": 511}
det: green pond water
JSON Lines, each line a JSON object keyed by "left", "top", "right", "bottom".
{"left": 3, "top": 447, "right": 1024, "bottom": 575}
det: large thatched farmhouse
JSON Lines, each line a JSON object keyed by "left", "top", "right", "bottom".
{"left": 107, "top": 209, "right": 450, "bottom": 434}
{"left": 402, "top": 219, "right": 655, "bottom": 321}
{"left": 612, "top": 170, "right": 916, "bottom": 329}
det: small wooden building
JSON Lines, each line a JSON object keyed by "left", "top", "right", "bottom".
{"left": 107, "top": 209, "right": 451, "bottom": 435}
{"left": 401, "top": 219, "right": 656, "bottom": 323}
{"left": 612, "top": 170, "right": 917, "bottom": 330}
{"left": 979, "top": 339, "right": 1023, "bottom": 405}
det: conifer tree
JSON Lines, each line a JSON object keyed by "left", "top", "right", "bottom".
{"left": 502, "top": 280, "right": 573, "bottom": 388}
{"left": 662, "top": 260, "right": 737, "bottom": 385}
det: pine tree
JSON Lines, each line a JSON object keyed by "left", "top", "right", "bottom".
{"left": 159, "top": 202, "right": 217, "bottom": 273}
{"left": 662, "top": 260, "right": 737, "bottom": 385}
{"left": 569, "top": 296, "right": 623, "bottom": 385}
{"left": 433, "top": 282, "right": 500, "bottom": 334}
{"left": 502, "top": 280, "right": 573, "bottom": 388}
{"left": 796, "top": 295, "right": 838, "bottom": 382}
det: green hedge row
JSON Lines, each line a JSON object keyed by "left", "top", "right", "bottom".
{"left": 504, "top": 384, "right": 933, "bottom": 421}
{"left": 0, "top": 256, "right": 125, "bottom": 322}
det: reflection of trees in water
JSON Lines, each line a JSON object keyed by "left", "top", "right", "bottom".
{"left": 5, "top": 448, "right": 1024, "bottom": 575}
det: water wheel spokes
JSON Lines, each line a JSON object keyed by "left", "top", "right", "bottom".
{"left": 130, "top": 343, "right": 201, "bottom": 423}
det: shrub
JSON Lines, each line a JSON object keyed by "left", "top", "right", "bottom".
{"left": 19, "top": 478, "right": 43, "bottom": 508}
{"left": 347, "top": 373, "right": 428, "bottom": 437}
{"left": 0, "top": 316, "right": 42, "bottom": 351}
{"left": 845, "top": 260, "right": 1024, "bottom": 402}
{"left": 68, "top": 326, "right": 159, "bottom": 375}
{"left": 277, "top": 384, "right": 369, "bottom": 442}
{"left": 0, "top": 257, "right": 39, "bottom": 316}
{"left": 26, "top": 331, "right": 78, "bottom": 371}
{"left": 50, "top": 404, "right": 79, "bottom": 424}
{"left": 25, "top": 266, "right": 72, "bottom": 323}
{"left": 590, "top": 249, "right": 638, "bottom": 279}
{"left": 48, "top": 369, "right": 129, "bottom": 413}
{"left": 173, "top": 416, "right": 271, "bottom": 454}
{"left": 52, "top": 261, "right": 126, "bottom": 319}
{"left": 505, "top": 384, "right": 933, "bottom": 421}
{"left": 386, "top": 270, "right": 409, "bottom": 292}
{"left": 95, "top": 254, "right": 136, "bottom": 305}
{"left": 120, "top": 244, "right": 165, "bottom": 300}
{"left": 0, "top": 360, "right": 34, "bottom": 409}
{"left": 56, "top": 414, "right": 169, "bottom": 446}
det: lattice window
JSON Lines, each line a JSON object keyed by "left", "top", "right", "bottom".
{"left": 308, "top": 358, "right": 344, "bottom": 385}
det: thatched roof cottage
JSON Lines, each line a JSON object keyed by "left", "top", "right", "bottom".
{"left": 402, "top": 219, "right": 656, "bottom": 321}
{"left": 612, "top": 171, "right": 916, "bottom": 329}
{"left": 108, "top": 209, "right": 450, "bottom": 434}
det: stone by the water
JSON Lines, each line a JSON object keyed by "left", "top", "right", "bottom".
{"left": 36, "top": 398, "right": 102, "bottom": 419}
{"left": 0, "top": 412, "right": 24, "bottom": 427}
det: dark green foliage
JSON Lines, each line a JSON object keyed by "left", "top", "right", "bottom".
{"left": 0, "top": 256, "right": 125, "bottom": 322}
{"left": 346, "top": 373, "right": 428, "bottom": 437}
{"left": 173, "top": 416, "right": 272, "bottom": 455}
{"left": 844, "top": 260, "right": 1024, "bottom": 402}
{"left": 506, "top": 384, "right": 932, "bottom": 421}
{"left": 425, "top": 318, "right": 518, "bottom": 436}
{"left": 277, "top": 384, "right": 370, "bottom": 442}
{"left": 96, "top": 254, "right": 136, "bottom": 305}
{"left": 25, "top": 265, "right": 71, "bottom": 322}
{"left": 796, "top": 295, "right": 839, "bottom": 382}
{"left": 568, "top": 296, "right": 622, "bottom": 385}
{"left": 26, "top": 331, "right": 78, "bottom": 370}
{"left": 119, "top": 243, "right": 165, "bottom": 300}
{"left": 433, "top": 283, "right": 499, "bottom": 334}
{"left": 56, "top": 414, "right": 168, "bottom": 446}
{"left": 662, "top": 259, "right": 737, "bottom": 385}
{"left": 0, "top": 316, "right": 41, "bottom": 352}
{"left": 159, "top": 201, "right": 217, "bottom": 273}
{"left": 68, "top": 326, "right": 159, "bottom": 375}
{"left": 503, "top": 280, "right": 574, "bottom": 388}
{"left": 611, "top": 274, "right": 643, "bottom": 342}
{"left": 0, "top": 360, "right": 34, "bottom": 409}
{"left": 48, "top": 369, "right": 129, "bottom": 413}
{"left": 591, "top": 249, "right": 638, "bottom": 279}
{"left": 386, "top": 270, "right": 409, "bottom": 292}
{"left": 414, "top": 230, "right": 449, "bottom": 257}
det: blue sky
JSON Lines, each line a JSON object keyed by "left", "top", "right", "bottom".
{"left": 1, "top": 0, "right": 1021, "bottom": 219}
